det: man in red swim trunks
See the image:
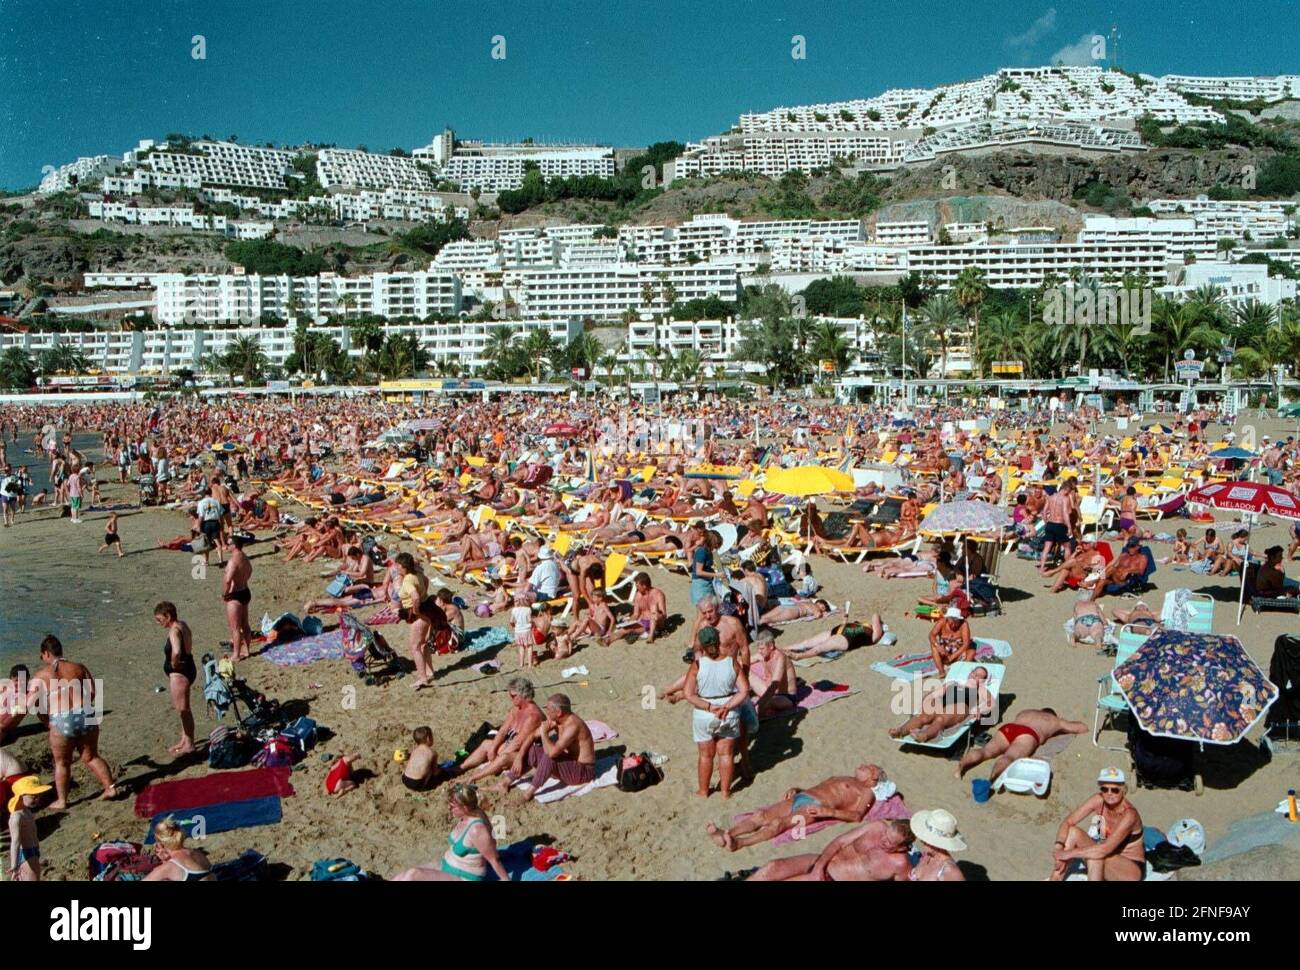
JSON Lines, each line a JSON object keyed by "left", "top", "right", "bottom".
{"left": 955, "top": 707, "right": 1088, "bottom": 780}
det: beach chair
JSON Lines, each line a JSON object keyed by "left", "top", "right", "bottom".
{"left": 1077, "top": 495, "right": 1113, "bottom": 539}
{"left": 602, "top": 552, "right": 637, "bottom": 605}
{"left": 1244, "top": 563, "right": 1300, "bottom": 615}
{"left": 1093, "top": 635, "right": 1146, "bottom": 750}
{"left": 1160, "top": 589, "right": 1215, "bottom": 633}
{"left": 967, "top": 539, "right": 1003, "bottom": 617}
{"left": 340, "top": 611, "right": 402, "bottom": 685}
{"left": 894, "top": 661, "right": 1007, "bottom": 755}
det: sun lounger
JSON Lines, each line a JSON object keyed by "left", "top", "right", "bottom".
{"left": 894, "top": 661, "right": 1006, "bottom": 754}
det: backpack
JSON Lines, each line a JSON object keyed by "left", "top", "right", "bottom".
{"left": 616, "top": 752, "right": 663, "bottom": 793}
{"left": 325, "top": 573, "right": 351, "bottom": 598}
{"left": 280, "top": 716, "right": 318, "bottom": 756}
{"left": 251, "top": 734, "right": 298, "bottom": 769}
{"left": 208, "top": 726, "right": 256, "bottom": 770}
{"left": 311, "top": 857, "right": 367, "bottom": 881}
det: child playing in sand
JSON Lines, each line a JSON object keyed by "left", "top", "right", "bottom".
{"left": 563, "top": 588, "right": 616, "bottom": 647}
{"left": 97, "top": 511, "right": 123, "bottom": 558}
{"left": 402, "top": 727, "right": 444, "bottom": 792}
{"left": 8, "top": 775, "right": 51, "bottom": 881}
{"left": 511, "top": 594, "right": 536, "bottom": 668}
{"left": 325, "top": 754, "right": 359, "bottom": 797}
{"left": 1159, "top": 528, "right": 1190, "bottom": 566}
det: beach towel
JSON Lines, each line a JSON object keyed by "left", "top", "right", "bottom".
{"left": 584, "top": 720, "right": 618, "bottom": 743}
{"left": 89, "top": 503, "right": 134, "bottom": 512}
{"left": 1034, "top": 733, "right": 1076, "bottom": 762}
{"left": 761, "top": 679, "right": 858, "bottom": 720}
{"left": 144, "top": 795, "right": 282, "bottom": 844}
{"left": 134, "top": 768, "right": 294, "bottom": 818}
{"left": 364, "top": 604, "right": 401, "bottom": 625}
{"left": 489, "top": 839, "right": 568, "bottom": 882}
{"left": 869, "top": 637, "right": 1012, "bottom": 681}
{"left": 259, "top": 629, "right": 346, "bottom": 666}
{"left": 733, "top": 792, "right": 911, "bottom": 847}
{"left": 514, "top": 755, "right": 619, "bottom": 804}
{"left": 462, "top": 626, "right": 512, "bottom": 653}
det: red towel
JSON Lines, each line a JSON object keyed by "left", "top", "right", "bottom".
{"left": 134, "top": 767, "right": 295, "bottom": 818}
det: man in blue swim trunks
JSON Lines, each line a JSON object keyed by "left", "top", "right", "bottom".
{"left": 705, "top": 763, "right": 889, "bottom": 851}
{"left": 28, "top": 636, "right": 118, "bottom": 810}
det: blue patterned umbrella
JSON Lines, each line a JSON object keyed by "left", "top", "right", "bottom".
{"left": 918, "top": 500, "right": 1012, "bottom": 534}
{"left": 1208, "top": 447, "right": 1256, "bottom": 461}
{"left": 1115, "top": 630, "right": 1277, "bottom": 745}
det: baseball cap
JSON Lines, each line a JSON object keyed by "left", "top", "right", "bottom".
{"left": 1097, "top": 766, "right": 1126, "bottom": 785}
{"left": 697, "top": 626, "right": 720, "bottom": 647}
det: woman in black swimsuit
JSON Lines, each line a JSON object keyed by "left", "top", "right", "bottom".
{"left": 154, "top": 601, "right": 198, "bottom": 755}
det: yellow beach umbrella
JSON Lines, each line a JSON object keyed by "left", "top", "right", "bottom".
{"left": 763, "top": 465, "right": 854, "bottom": 497}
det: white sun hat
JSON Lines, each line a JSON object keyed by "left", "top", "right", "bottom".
{"left": 910, "top": 808, "right": 967, "bottom": 852}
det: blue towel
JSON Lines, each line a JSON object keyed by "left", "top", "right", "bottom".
{"left": 462, "top": 626, "right": 511, "bottom": 653}
{"left": 488, "top": 839, "right": 565, "bottom": 882}
{"left": 145, "top": 796, "right": 282, "bottom": 844}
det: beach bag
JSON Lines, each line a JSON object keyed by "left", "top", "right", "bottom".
{"left": 281, "top": 716, "right": 319, "bottom": 755}
{"left": 252, "top": 735, "right": 298, "bottom": 769}
{"left": 211, "top": 849, "right": 269, "bottom": 882}
{"left": 208, "top": 726, "right": 256, "bottom": 770}
{"left": 325, "top": 573, "right": 351, "bottom": 598}
{"left": 88, "top": 841, "right": 156, "bottom": 881}
{"left": 311, "top": 857, "right": 367, "bottom": 881}
{"left": 616, "top": 752, "right": 663, "bottom": 793}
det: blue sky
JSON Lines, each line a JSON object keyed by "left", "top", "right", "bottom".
{"left": 1, "top": 0, "right": 1297, "bottom": 189}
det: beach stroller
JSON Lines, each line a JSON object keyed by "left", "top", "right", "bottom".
{"left": 201, "top": 653, "right": 282, "bottom": 731}
{"left": 339, "top": 611, "right": 401, "bottom": 685}
{"left": 137, "top": 473, "right": 157, "bottom": 506}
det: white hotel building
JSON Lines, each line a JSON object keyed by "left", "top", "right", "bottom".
{"left": 1157, "top": 75, "right": 1300, "bottom": 102}
{"left": 440, "top": 144, "right": 615, "bottom": 192}
{"left": 512, "top": 263, "right": 741, "bottom": 320}
{"left": 140, "top": 141, "right": 297, "bottom": 191}
{"left": 0, "top": 319, "right": 579, "bottom": 378}
{"left": 38, "top": 155, "right": 121, "bottom": 193}
{"left": 1076, "top": 216, "right": 1226, "bottom": 263}
{"left": 902, "top": 239, "right": 1172, "bottom": 288}
{"left": 87, "top": 202, "right": 273, "bottom": 239}
{"left": 154, "top": 270, "right": 461, "bottom": 326}
{"left": 315, "top": 149, "right": 437, "bottom": 193}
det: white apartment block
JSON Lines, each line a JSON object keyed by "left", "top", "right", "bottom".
{"left": 903, "top": 121, "right": 1143, "bottom": 164}
{"left": 766, "top": 239, "right": 908, "bottom": 274}
{"left": 87, "top": 201, "right": 273, "bottom": 239}
{"left": 1160, "top": 261, "right": 1298, "bottom": 307}
{"left": 38, "top": 156, "right": 120, "bottom": 193}
{"left": 154, "top": 270, "right": 461, "bottom": 326}
{"left": 316, "top": 149, "right": 437, "bottom": 192}
{"left": 512, "top": 263, "right": 741, "bottom": 320}
{"left": 669, "top": 132, "right": 912, "bottom": 180}
{"left": 873, "top": 220, "right": 932, "bottom": 245}
{"left": 902, "top": 239, "right": 1171, "bottom": 288}
{"left": 738, "top": 67, "right": 1222, "bottom": 135}
{"left": 441, "top": 145, "right": 615, "bottom": 192}
{"left": 200, "top": 187, "right": 468, "bottom": 225}
{"left": 432, "top": 240, "right": 505, "bottom": 272}
{"left": 624, "top": 315, "right": 877, "bottom": 366}
{"left": 1077, "top": 216, "right": 1227, "bottom": 262}
{"left": 140, "top": 141, "right": 297, "bottom": 190}
{"left": 619, "top": 214, "right": 863, "bottom": 264}
{"left": 0, "top": 319, "right": 579, "bottom": 378}
{"left": 102, "top": 169, "right": 203, "bottom": 195}
{"left": 1157, "top": 75, "right": 1300, "bottom": 102}
{"left": 942, "top": 223, "right": 990, "bottom": 243}
{"left": 498, "top": 224, "right": 605, "bottom": 244}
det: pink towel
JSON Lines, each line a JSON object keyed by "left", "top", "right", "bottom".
{"left": 761, "top": 679, "right": 858, "bottom": 720}
{"left": 584, "top": 719, "right": 618, "bottom": 743}
{"left": 735, "top": 793, "right": 910, "bottom": 846}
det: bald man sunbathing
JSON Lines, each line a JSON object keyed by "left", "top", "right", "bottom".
{"left": 956, "top": 707, "right": 1088, "bottom": 780}
{"left": 746, "top": 819, "right": 914, "bottom": 882}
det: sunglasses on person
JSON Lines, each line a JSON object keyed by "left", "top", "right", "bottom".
{"left": 1098, "top": 784, "right": 1124, "bottom": 794}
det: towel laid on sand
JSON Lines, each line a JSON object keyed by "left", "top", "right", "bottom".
{"left": 760, "top": 678, "right": 858, "bottom": 720}
{"left": 144, "top": 795, "right": 282, "bottom": 844}
{"left": 489, "top": 839, "right": 568, "bottom": 881}
{"left": 135, "top": 768, "right": 294, "bottom": 818}
{"left": 462, "top": 626, "right": 511, "bottom": 652}
{"left": 585, "top": 720, "right": 618, "bottom": 743}
{"left": 733, "top": 792, "right": 911, "bottom": 847}
{"left": 364, "top": 604, "right": 401, "bottom": 625}
{"left": 869, "top": 637, "right": 1012, "bottom": 680}
{"left": 513, "top": 756, "right": 619, "bottom": 804}
{"left": 259, "top": 629, "right": 346, "bottom": 665}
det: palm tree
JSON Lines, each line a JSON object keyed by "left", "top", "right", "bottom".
{"left": 975, "top": 310, "right": 1025, "bottom": 375}
{"left": 522, "top": 329, "right": 558, "bottom": 382}
{"left": 564, "top": 332, "right": 602, "bottom": 377}
{"left": 1235, "top": 314, "right": 1300, "bottom": 399}
{"left": 221, "top": 335, "right": 268, "bottom": 385}
{"left": 371, "top": 333, "right": 428, "bottom": 380}
{"left": 919, "top": 293, "right": 962, "bottom": 378}
{"left": 675, "top": 348, "right": 703, "bottom": 392}
{"left": 809, "top": 321, "right": 853, "bottom": 376}
{"left": 483, "top": 325, "right": 517, "bottom": 372}
{"left": 38, "top": 344, "right": 91, "bottom": 377}
{"left": 952, "top": 267, "right": 989, "bottom": 377}
{"left": 599, "top": 352, "right": 618, "bottom": 388}
{"left": 1149, "top": 297, "right": 1223, "bottom": 382}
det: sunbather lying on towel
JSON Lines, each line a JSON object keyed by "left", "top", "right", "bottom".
{"left": 888, "top": 665, "right": 993, "bottom": 742}
{"left": 780, "top": 613, "right": 885, "bottom": 659}
{"left": 746, "top": 819, "right": 914, "bottom": 881}
{"left": 758, "top": 598, "right": 832, "bottom": 625}
{"left": 705, "top": 764, "right": 888, "bottom": 851}
{"left": 956, "top": 707, "right": 1088, "bottom": 780}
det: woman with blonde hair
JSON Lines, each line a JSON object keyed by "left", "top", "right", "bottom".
{"left": 394, "top": 552, "right": 435, "bottom": 689}
{"left": 144, "top": 817, "right": 213, "bottom": 881}
{"left": 392, "top": 784, "right": 509, "bottom": 882}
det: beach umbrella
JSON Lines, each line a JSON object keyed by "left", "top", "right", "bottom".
{"left": 1115, "top": 629, "right": 1277, "bottom": 745}
{"left": 1280, "top": 403, "right": 1300, "bottom": 418}
{"left": 684, "top": 464, "right": 744, "bottom": 480}
{"left": 762, "top": 465, "right": 854, "bottom": 498}
{"left": 403, "top": 418, "right": 441, "bottom": 432}
{"left": 1186, "top": 481, "right": 1300, "bottom": 623}
{"left": 1208, "top": 447, "right": 1257, "bottom": 461}
{"left": 542, "top": 422, "right": 580, "bottom": 437}
{"left": 210, "top": 441, "right": 239, "bottom": 453}
{"left": 891, "top": 417, "right": 917, "bottom": 428}
{"left": 1143, "top": 423, "right": 1175, "bottom": 434}
{"left": 918, "top": 500, "right": 1012, "bottom": 535}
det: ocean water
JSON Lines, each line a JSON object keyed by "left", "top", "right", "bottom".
{"left": 0, "top": 432, "right": 110, "bottom": 659}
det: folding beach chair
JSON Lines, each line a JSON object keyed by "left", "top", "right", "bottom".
{"left": 894, "top": 661, "right": 1007, "bottom": 755}
{"left": 1093, "top": 634, "right": 1146, "bottom": 750}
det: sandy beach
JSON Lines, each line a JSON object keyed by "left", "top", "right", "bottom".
{"left": 4, "top": 418, "right": 1300, "bottom": 882}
